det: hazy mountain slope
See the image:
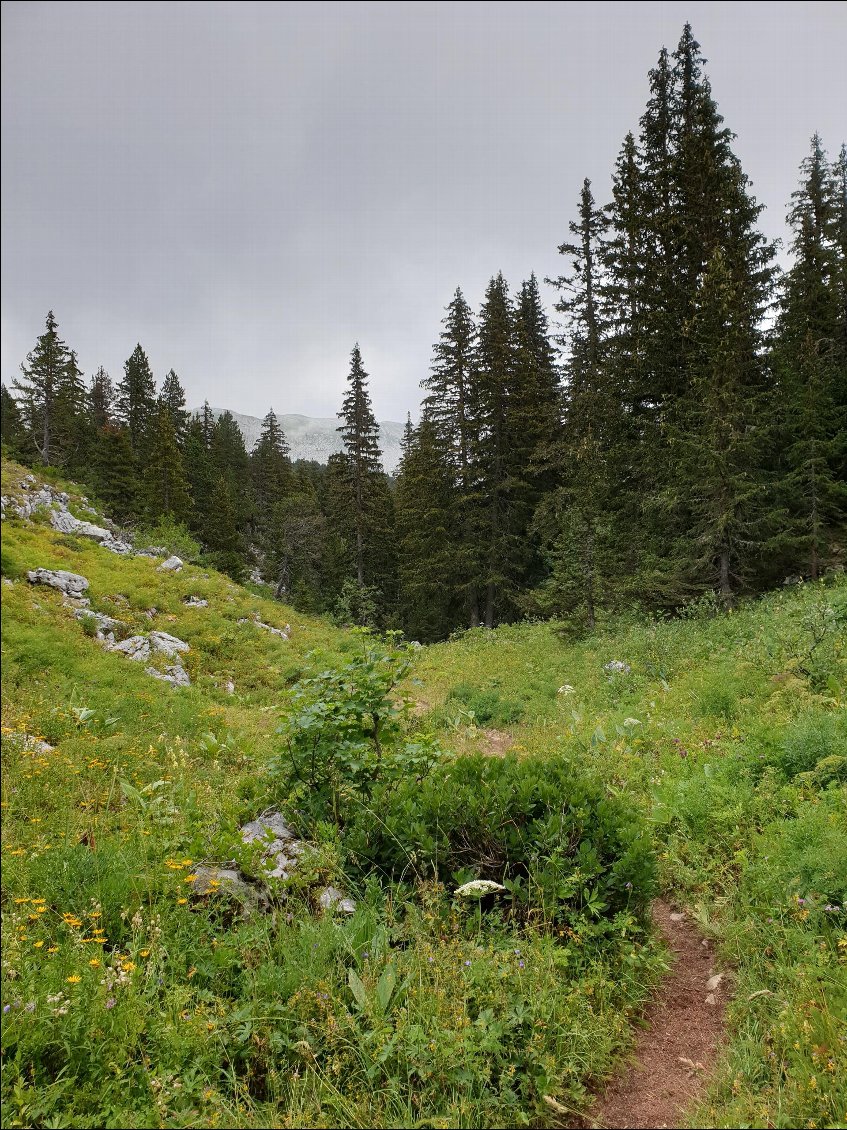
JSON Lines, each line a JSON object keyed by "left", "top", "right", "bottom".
{"left": 203, "top": 407, "right": 406, "bottom": 472}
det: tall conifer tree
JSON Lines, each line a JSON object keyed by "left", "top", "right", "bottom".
{"left": 336, "top": 345, "right": 386, "bottom": 588}
{"left": 116, "top": 344, "right": 157, "bottom": 454}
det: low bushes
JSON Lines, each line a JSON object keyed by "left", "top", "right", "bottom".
{"left": 344, "top": 754, "right": 656, "bottom": 927}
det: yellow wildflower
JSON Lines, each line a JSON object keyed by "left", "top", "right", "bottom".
{"left": 66, "top": 975, "right": 81, "bottom": 984}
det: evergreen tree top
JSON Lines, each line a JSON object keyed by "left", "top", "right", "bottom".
{"left": 337, "top": 344, "right": 383, "bottom": 472}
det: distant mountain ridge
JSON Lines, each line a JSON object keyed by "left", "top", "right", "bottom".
{"left": 201, "top": 408, "right": 406, "bottom": 473}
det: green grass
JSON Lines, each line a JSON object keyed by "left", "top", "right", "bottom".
{"left": 2, "top": 457, "right": 846, "bottom": 1128}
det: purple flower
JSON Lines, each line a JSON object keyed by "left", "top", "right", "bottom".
{"left": 104, "top": 998, "right": 116, "bottom": 1010}
{"left": 798, "top": 898, "right": 806, "bottom": 905}
{"left": 464, "top": 960, "right": 471, "bottom": 967}
{"left": 2, "top": 1005, "right": 10, "bottom": 1014}
{"left": 625, "top": 882, "right": 633, "bottom": 890}
{"left": 518, "top": 961, "right": 525, "bottom": 969}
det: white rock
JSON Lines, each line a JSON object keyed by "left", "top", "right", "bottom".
{"left": 110, "top": 635, "right": 151, "bottom": 662}
{"left": 669, "top": 911, "right": 685, "bottom": 922}
{"left": 27, "top": 568, "right": 90, "bottom": 597}
{"left": 318, "top": 886, "right": 357, "bottom": 914}
{"left": 74, "top": 608, "right": 122, "bottom": 633}
{"left": 100, "top": 534, "right": 133, "bottom": 555}
{"left": 604, "top": 660, "right": 631, "bottom": 674}
{"left": 237, "top": 615, "right": 290, "bottom": 639}
{"left": 145, "top": 662, "right": 191, "bottom": 687}
{"left": 705, "top": 992, "right": 717, "bottom": 1006}
{"left": 20, "top": 734, "right": 55, "bottom": 754}
{"left": 224, "top": 679, "right": 235, "bottom": 694}
{"left": 241, "top": 811, "right": 296, "bottom": 845}
{"left": 183, "top": 596, "right": 208, "bottom": 607}
{"left": 157, "top": 556, "right": 184, "bottom": 572}
{"left": 706, "top": 973, "right": 724, "bottom": 991}
{"left": 148, "top": 630, "right": 190, "bottom": 656}
{"left": 49, "top": 508, "right": 111, "bottom": 541}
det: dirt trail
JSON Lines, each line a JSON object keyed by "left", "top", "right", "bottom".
{"left": 576, "top": 900, "right": 728, "bottom": 1130}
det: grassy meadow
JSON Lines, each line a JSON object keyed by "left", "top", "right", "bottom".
{"left": 1, "top": 457, "right": 845, "bottom": 1128}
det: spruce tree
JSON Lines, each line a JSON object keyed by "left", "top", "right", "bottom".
{"left": 159, "top": 370, "right": 190, "bottom": 444}
{"left": 91, "top": 425, "right": 139, "bottom": 523}
{"left": 210, "top": 410, "right": 253, "bottom": 533}
{"left": 53, "top": 349, "right": 91, "bottom": 475}
{"left": 421, "top": 288, "right": 480, "bottom": 625}
{"left": 511, "top": 273, "right": 562, "bottom": 503}
{"left": 89, "top": 367, "right": 115, "bottom": 429}
{"left": 12, "top": 311, "right": 76, "bottom": 465}
{"left": 668, "top": 248, "right": 772, "bottom": 602}
{"left": 252, "top": 410, "right": 292, "bottom": 517}
{"left": 204, "top": 475, "right": 246, "bottom": 580}
{"left": 543, "top": 181, "right": 621, "bottom": 628}
{"left": 200, "top": 401, "right": 216, "bottom": 446}
{"left": 183, "top": 414, "right": 216, "bottom": 539}
{"left": 145, "top": 403, "right": 192, "bottom": 522}
{"left": 336, "top": 344, "right": 385, "bottom": 588}
{"left": 1, "top": 383, "right": 23, "bottom": 456}
{"left": 470, "top": 272, "right": 519, "bottom": 628}
{"left": 116, "top": 344, "right": 157, "bottom": 454}
{"left": 771, "top": 136, "right": 847, "bottom": 578}
{"left": 395, "top": 417, "right": 458, "bottom": 641}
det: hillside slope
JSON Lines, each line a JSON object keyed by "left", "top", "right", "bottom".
{"left": 1, "top": 458, "right": 845, "bottom": 1129}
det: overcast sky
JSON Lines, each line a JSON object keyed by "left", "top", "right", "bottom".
{"left": 2, "top": 2, "right": 845, "bottom": 423}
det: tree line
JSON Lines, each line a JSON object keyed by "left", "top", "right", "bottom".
{"left": 3, "top": 25, "right": 844, "bottom": 639}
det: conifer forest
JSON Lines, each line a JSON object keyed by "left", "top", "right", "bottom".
{"left": 4, "top": 26, "right": 845, "bottom": 637}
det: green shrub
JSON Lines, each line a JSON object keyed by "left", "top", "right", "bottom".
{"left": 271, "top": 632, "right": 444, "bottom": 829}
{"left": 133, "top": 516, "right": 201, "bottom": 562}
{"left": 769, "top": 711, "right": 847, "bottom": 780}
{"left": 446, "top": 682, "right": 525, "bottom": 726}
{"left": 344, "top": 753, "right": 656, "bottom": 927}
{"left": 0, "top": 546, "right": 23, "bottom": 578}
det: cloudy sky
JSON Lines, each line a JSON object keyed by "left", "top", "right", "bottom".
{"left": 2, "top": 2, "right": 845, "bottom": 423}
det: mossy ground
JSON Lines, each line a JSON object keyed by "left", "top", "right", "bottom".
{"left": 2, "top": 458, "right": 845, "bottom": 1128}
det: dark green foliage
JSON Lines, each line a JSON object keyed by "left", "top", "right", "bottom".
{"left": 89, "top": 367, "right": 115, "bottom": 429}
{"left": 1, "top": 382, "right": 24, "bottom": 456}
{"left": 144, "top": 403, "right": 192, "bottom": 522}
{"left": 344, "top": 754, "right": 656, "bottom": 927}
{"left": 395, "top": 417, "right": 459, "bottom": 641}
{"left": 158, "top": 369, "right": 190, "bottom": 444}
{"left": 90, "top": 424, "right": 139, "bottom": 523}
{"left": 210, "top": 410, "right": 253, "bottom": 531}
{"left": 470, "top": 272, "right": 526, "bottom": 627}
{"left": 445, "top": 683, "right": 524, "bottom": 726}
{"left": 541, "top": 180, "right": 623, "bottom": 628}
{"left": 12, "top": 311, "right": 88, "bottom": 467}
{"left": 770, "top": 135, "right": 847, "bottom": 580}
{"left": 421, "top": 288, "right": 481, "bottom": 626}
{"left": 203, "top": 475, "right": 246, "bottom": 580}
{"left": 335, "top": 345, "right": 387, "bottom": 586}
{"left": 115, "top": 344, "right": 157, "bottom": 454}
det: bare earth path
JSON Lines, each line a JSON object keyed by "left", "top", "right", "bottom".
{"left": 576, "top": 900, "right": 728, "bottom": 1130}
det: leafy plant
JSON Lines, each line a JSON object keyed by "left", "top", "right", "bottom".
{"left": 271, "top": 631, "right": 443, "bottom": 828}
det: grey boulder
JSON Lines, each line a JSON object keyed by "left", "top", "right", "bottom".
{"left": 27, "top": 569, "right": 90, "bottom": 597}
